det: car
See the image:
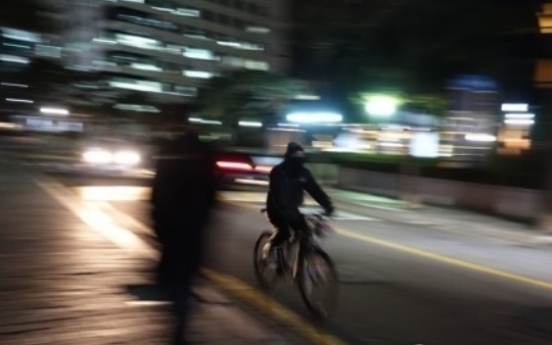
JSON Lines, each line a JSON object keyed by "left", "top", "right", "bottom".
{"left": 214, "top": 149, "right": 282, "bottom": 189}
{"left": 77, "top": 138, "right": 152, "bottom": 177}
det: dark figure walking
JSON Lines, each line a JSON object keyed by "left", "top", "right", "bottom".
{"left": 151, "top": 131, "right": 215, "bottom": 345}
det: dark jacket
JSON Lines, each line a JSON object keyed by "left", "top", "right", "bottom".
{"left": 266, "top": 161, "right": 333, "bottom": 228}
{"left": 151, "top": 135, "right": 215, "bottom": 272}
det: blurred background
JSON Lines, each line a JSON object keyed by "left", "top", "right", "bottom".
{"left": 0, "top": 1, "right": 548, "bottom": 192}
{"left": 6, "top": 1, "right": 552, "bottom": 345}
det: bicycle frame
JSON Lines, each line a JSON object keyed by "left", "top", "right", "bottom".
{"left": 280, "top": 214, "right": 324, "bottom": 280}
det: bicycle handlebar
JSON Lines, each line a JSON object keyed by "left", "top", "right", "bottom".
{"left": 260, "top": 208, "right": 329, "bottom": 219}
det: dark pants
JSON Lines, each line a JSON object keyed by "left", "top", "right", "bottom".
{"left": 267, "top": 211, "right": 306, "bottom": 247}
{"left": 155, "top": 218, "right": 202, "bottom": 345}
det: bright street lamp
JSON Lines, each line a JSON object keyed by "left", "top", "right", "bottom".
{"left": 364, "top": 95, "right": 400, "bottom": 117}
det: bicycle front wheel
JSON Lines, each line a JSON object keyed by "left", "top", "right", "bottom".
{"left": 253, "top": 231, "right": 279, "bottom": 291}
{"left": 297, "top": 246, "right": 339, "bottom": 318}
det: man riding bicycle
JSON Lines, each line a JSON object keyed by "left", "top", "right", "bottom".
{"left": 263, "top": 142, "right": 335, "bottom": 261}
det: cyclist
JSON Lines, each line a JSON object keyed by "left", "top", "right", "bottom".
{"left": 263, "top": 142, "right": 334, "bottom": 263}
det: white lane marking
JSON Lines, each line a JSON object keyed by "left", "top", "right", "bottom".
{"left": 35, "top": 178, "right": 156, "bottom": 258}
{"left": 234, "top": 178, "right": 269, "bottom": 186}
{"left": 76, "top": 186, "right": 151, "bottom": 201}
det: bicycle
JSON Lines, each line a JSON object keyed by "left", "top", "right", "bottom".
{"left": 253, "top": 208, "right": 339, "bottom": 318}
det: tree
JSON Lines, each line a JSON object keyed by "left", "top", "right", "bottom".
{"left": 196, "top": 70, "right": 311, "bottom": 125}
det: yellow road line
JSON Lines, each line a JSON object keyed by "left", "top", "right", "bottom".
{"left": 202, "top": 269, "right": 347, "bottom": 345}
{"left": 336, "top": 228, "right": 552, "bottom": 291}
{"left": 226, "top": 200, "right": 552, "bottom": 292}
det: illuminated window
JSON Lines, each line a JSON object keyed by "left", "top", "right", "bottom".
{"left": 183, "top": 48, "right": 216, "bottom": 60}
{"left": 115, "top": 34, "right": 160, "bottom": 49}
{"left": 176, "top": 8, "right": 200, "bottom": 17}
{"left": 244, "top": 60, "right": 269, "bottom": 71}
{"left": 109, "top": 78, "right": 163, "bottom": 93}
{"left": 183, "top": 70, "right": 213, "bottom": 79}
{"left": 131, "top": 63, "right": 162, "bottom": 72}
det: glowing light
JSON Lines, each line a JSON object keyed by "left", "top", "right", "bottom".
{"left": 131, "top": 63, "right": 162, "bottom": 72}
{"left": 0, "top": 55, "right": 29, "bottom": 64}
{"left": 1, "top": 82, "right": 28, "bottom": 88}
{"left": 239, "top": 121, "right": 262, "bottom": 127}
{"left": 188, "top": 117, "right": 222, "bottom": 125}
{"left": 40, "top": 107, "right": 69, "bottom": 115}
{"left": 504, "top": 113, "right": 534, "bottom": 119}
{"left": 465, "top": 133, "right": 497, "bottom": 142}
{"left": 83, "top": 149, "right": 112, "bottom": 164}
{"left": 505, "top": 119, "right": 535, "bottom": 126}
{"left": 6, "top": 98, "right": 33, "bottom": 103}
{"left": 184, "top": 70, "right": 213, "bottom": 79}
{"left": 254, "top": 166, "right": 272, "bottom": 173}
{"left": 364, "top": 95, "right": 400, "bottom": 117}
{"left": 501, "top": 103, "right": 528, "bottom": 112}
{"left": 286, "top": 112, "right": 343, "bottom": 123}
{"left": 216, "top": 161, "right": 253, "bottom": 171}
{"left": 77, "top": 186, "right": 150, "bottom": 201}
{"left": 294, "top": 95, "right": 320, "bottom": 100}
{"left": 114, "top": 151, "right": 141, "bottom": 165}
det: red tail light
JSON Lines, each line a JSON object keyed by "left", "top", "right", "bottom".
{"left": 216, "top": 161, "right": 254, "bottom": 171}
{"left": 254, "top": 166, "right": 272, "bottom": 173}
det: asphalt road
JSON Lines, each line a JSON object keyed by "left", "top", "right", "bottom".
{"left": 39, "top": 170, "right": 552, "bottom": 345}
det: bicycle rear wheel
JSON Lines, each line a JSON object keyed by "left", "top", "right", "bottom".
{"left": 297, "top": 246, "right": 339, "bottom": 318}
{"left": 253, "top": 231, "right": 280, "bottom": 291}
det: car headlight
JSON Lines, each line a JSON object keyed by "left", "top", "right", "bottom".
{"left": 83, "top": 149, "right": 112, "bottom": 164}
{"left": 113, "top": 151, "right": 141, "bottom": 165}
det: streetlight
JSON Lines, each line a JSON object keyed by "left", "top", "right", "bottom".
{"left": 364, "top": 95, "right": 401, "bottom": 117}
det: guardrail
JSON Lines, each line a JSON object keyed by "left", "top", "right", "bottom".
{"left": 337, "top": 167, "right": 543, "bottom": 220}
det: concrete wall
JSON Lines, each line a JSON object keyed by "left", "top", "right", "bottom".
{"left": 338, "top": 167, "right": 543, "bottom": 220}
{"left": 307, "top": 163, "right": 339, "bottom": 186}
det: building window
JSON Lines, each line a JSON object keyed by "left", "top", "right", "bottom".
{"left": 184, "top": 70, "right": 213, "bottom": 79}
{"left": 115, "top": 33, "right": 161, "bottom": 50}
{"left": 175, "top": 7, "right": 200, "bottom": 17}
{"left": 244, "top": 60, "right": 269, "bottom": 71}
{"left": 183, "top": 48, "right": 216, "bottom": 60}
{"left": 109, "top": 78, "right": 164, "bottom": 93}
{"left": 130, "top": 63, "right": 162, "bottom": 72}
{"left": 174, "top": 85, "right": 197, "bottom": 96}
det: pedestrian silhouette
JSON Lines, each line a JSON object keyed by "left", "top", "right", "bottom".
{"left": 151, "top": 130, "right": 215, "bottom": 345}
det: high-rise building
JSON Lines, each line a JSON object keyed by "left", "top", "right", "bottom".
{"left": 62, "top": 0, "right": 290, "bottom": 106}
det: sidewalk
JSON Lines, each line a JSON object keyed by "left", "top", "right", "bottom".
{"left": 0, "top": 158, "right": 305, "bottom": 345}
{"left": 328, "top": 188, "right": 551, "bottom": 245}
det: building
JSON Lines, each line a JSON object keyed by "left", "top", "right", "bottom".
{"left": 62, "top": 0, "right": 291, "bottom": 107}
{"left": 0, "top": 16, "right": 64, "bottom": 119}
